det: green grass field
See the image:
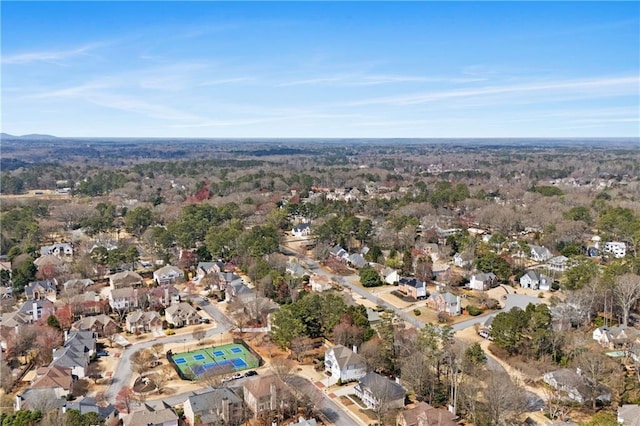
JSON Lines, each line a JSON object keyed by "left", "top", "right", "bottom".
{"left": 170, "top": 342, "right": 259, "bottom": 379}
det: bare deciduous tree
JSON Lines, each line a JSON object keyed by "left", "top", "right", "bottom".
{"left": 614, "top": 273, "right": 640, "bottom": 326}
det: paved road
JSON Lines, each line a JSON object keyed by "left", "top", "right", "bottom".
{"left": 104, "top": 301, "right": 232, "bottom": 404}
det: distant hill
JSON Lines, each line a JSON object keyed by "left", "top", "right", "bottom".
{"left": 1, "top": 133, "right": 58, "bottom": 140}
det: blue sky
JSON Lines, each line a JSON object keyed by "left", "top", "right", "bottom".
{"left": 2, "top": 1, "right": 639, "bottom": 138}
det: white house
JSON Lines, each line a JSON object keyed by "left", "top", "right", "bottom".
{"left": 604, "top": 241, "right": 626, "bottom": 258}
{"left": 354, "top": 372, "right": 405, "bottom": 411}
{"left": 453, "top": 252, "right": 473, "bottom": 268}
{"left": 309, "top": 275, "right": 332, "bottom": 292}
{"left": 547, "top": 255, "right": 570, "bottom": 272}
{"left": 291, "top": 223, "right": 311, "bottom": 237}
{"left": 381, "top": 268, "right": 400, "bottom": 285}
{"left": 40, "top": 243, "right": 73, "bottom": 257}
{"left": 324, "top": 345, "right": 367, "bottom": 384}
{"left": 469, "top": 272, "right": 496, "bottom": 291}
{"left": 153, "top": 265, "right": 184, "bottom": 285}
{"left": 520, "top": 270, "right": 551, "bottom": 291}
{"left": 530, "top": 245, "right": 553, "bottom": 262}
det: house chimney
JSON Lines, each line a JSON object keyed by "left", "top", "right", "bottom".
{"left": 576, "top": 367, "right": 582, "bottom": 376}
{"left": 352, "top": 345, "right": 357, "bottom": 354}
{"left": 221, "top": 396, "right": 230, "bottom": 421}
{"left": 32, "top": 302, "right": 38, "bottom": 321}
{"left": 270, "top": 382, "right": 277, "bottom": 410}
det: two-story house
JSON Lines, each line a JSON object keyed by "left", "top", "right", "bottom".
{"left": 324, "top": 345, "right": 367, "bottom": 384}
{"left": 354, "top": 372, "right": 405, "bottom": 411}
{"left": 183, "top": 387, "right": 245, "bottom": 426}
{"left": 398, "top": 278, "right": 427, "bottom": 300}
{"left": 243, "top": 375, "right": 289, "bottom": 419}
{"left": 427, "top": 292, "right": 461, "bottom": 316}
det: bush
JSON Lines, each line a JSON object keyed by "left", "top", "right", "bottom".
{"left": 413, "top": 308, "right": 421, "bottom": 316}
{"left": 165, "top": 329, "right": 175, "bottom": 336}
{"left": 538, "top": 292, "right": 544, "bottom": 298}
{"left": 467, "top": 305, "right": 483, "bottom": 316}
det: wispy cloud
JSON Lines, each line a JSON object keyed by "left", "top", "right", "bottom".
{"left": 276, "top": 73, "right": 482, "bottom": 87}
{"left": 346, "top": 76, "right": 639, "bottom": 107}
{"left": 199, "top": 77, "right": 256, "bottom": 86}
{"left": 2, "top": 42, "right": 106, "bottom": 65}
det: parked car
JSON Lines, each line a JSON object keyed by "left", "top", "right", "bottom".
{"left": 244, "top": 370, "right": 258, "bottom": 377}
{"left": 97, "top": 350, "right": 109, "bottom": 357}
{"left": 232, "top": 373, "right": 244, "bottom": 380}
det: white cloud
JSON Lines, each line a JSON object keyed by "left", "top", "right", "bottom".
{"left": 347, "top": 76, "right": 639, "bottom": 106}
{"left": 2, "top": 43, "right": 105, "bottom": 65}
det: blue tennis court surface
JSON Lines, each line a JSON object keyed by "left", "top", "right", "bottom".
{"left": 174, "top": 358, "right": 186, "bottom": 364}
{"left": 232, "top": 358, "right": 247, "bottom": 368}
{"left": 213, "top": 350, "right": 225, "bottom": 357}
{"left": 193, "top": 354, "right": 205, "bottom": 361}
{"left": 231, "top": 347, "right": 242, "bottom": 354}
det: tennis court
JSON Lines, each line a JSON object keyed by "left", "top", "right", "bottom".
{"left": 170, "top": 342, "right": 259, "bottom": 380}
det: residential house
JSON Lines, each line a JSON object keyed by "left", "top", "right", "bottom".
{"left": 530, "top": 245, "right": 553, "bottom": 262}
{"left": 381, "top": 268, "right": 400, "bottom": 285}
{"left": 398, "top": 278, "right": 427, "bottom": 300}
{"left": 183, "top": 387, "right": 245, "bottom": 426}
{"left": 547, "top": 256, "right": 570, "bottom": 272}
{"left": 286, "top": 262, "right": 308, "bottom": 279}
{"left": 51, "top": 345, "right": 90, "bottom": 379}
{"left": 165, "top": 302, "right": 200, "bottom": 327}
{"left": 72, "top": 314, "right": 117, "bottom": 337}
{"left": 219, "top": 272, "right": 243, "bottom": 290}
{"left": 243, "top": 375, "right": 290, "bottom": 419}
{"left": 617, "top": 404, "right": 640, "bottom": 425}
{"left": 126, "top": 310, "right": 163, "bottom": 334}
{"left": 329, "top": 245, "right": 348, "bottom": 260}
{"left": 30, "top": 366, "right": 74, "bottom": 399}
{"left": 225, "top": 281, "right": 256, "bottom": 303}
{"left": 147, "top": 284, "right": 180, "bottom": 307}
{"left": 1, "top": 310, "right": 33, "bottom": 332}
{"left": 309, "top": 275, "right": 332, "bottom": 292}
{"left": 347, "top": 253, "right": 368, "bottom": 269}
{"left": 396, "top": 402, "right": 457, "bottom": 426}
{"left": 63, "top": 278, "right": 94, "bottom": 292}
{"left": 427, "top": 292, "right": 461, "bottom": 316}
{"left": 40, "top": 243, "right": 73, "bottom": 257}
{"left": 19, "top": 298, "right": 55, "bottom": 321}
{"left": 153, "top": 265, "right": 184, "bottom": 285}
{"left": 604, "top": 242, "right": 627, "bottom": 258}
{"left": 453, "top": 252, "right": 473, "bottom": 268}
{"left": 108, "top": 271, "right": 143, "bottom": 289}
{"left": 69, "top": 291, "right": 107, "bottom": 316}
{"left": 542, "top": 368, "right": 611, "bottom": 405}
{"left": 354, "top": 372, "right": 405, "bottom": 411}
{"left": 15, "top": 388, "right": 67, "bottom": 412}
{"left": 292, "top": 223, "right": 311, "bottom": 237}
{"left": 196, "top": 261, "right": 225, "bottom": 280}
{"left": 109, "top": 287, "right": 140, "bottom": 313}
{"left": 33, "top": 255, "right": 66, "bottom": 276}
{"left": 469, "top": 272, "right": 497, "bottom": 291}
{"left": 63, "top": 397, "right": 117, "bottom": 424}
{"left": 519, "top": 270, "right": 552, "bottom": 291}
{"left": 123, "top": 402, "right": 179, "bottom": 426}
{"left": 324, "top": 345, "right": 367, "bottom": 384}
{"left": 290, "top": 417, "right": 318, "bottom": 426}
{"left": 24, "top": 279, "right": 57, "bottom": 301}
{"left": 593, "top": 325, "right": 640, "bottom": 349}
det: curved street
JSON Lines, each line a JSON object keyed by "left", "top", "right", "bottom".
{"left": 103, "top": 300, "right": 233, "bottom": 404}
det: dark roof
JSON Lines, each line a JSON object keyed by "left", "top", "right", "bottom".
{"left": 358, "top": 372, "right": 405, "bottom": 400}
